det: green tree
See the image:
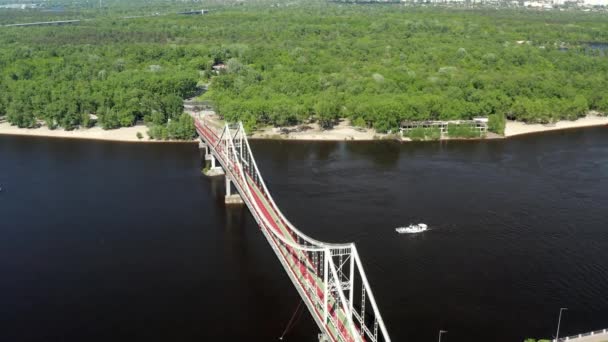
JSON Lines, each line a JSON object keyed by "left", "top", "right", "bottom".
{"left": 488, "top": 113, "right": 506, "bottom": 135}
{"left": 7, "top": 101, "right": 36, "bottom": 128}
{"left": 160, "top": 94, "right": 184, "bottom": 120}
{"left": 315, "top": 96, "right": 340, "bottom": 129}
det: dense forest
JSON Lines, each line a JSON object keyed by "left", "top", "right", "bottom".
{"left": 1, "top": 1, "right": 608, "bottom": 136}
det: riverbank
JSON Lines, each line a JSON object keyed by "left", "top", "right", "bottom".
{"left": 504, "top": 114, "right": 608, "bottom": 137}
{"left": 250, "top": 120, "right": 384, "bottom": 141}
{"left": 251, "top": 115, "right": 608, "bottom": 141}
{"left": 0, "top": 122, "right": 192, "bottom": 143}
{"left": 2, "top": 114, "right": 606, "bottom": 143}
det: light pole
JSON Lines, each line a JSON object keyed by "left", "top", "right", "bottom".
{"left": 555, "top": 307, "right": 568, "bottom": 342}
{"left": 438, "top": 330, "right": 448, "bottom": 342}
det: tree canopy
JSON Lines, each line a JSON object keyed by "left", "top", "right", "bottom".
{"left": 1, "top": 2, "right": 607, "bottom": 135}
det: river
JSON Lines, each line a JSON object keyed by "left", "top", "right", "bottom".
{"left": 1, "top": 127, "right": 607, "bottom": 342}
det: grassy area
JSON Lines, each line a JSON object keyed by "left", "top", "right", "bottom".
{"left": 403, "top": 127, "right": 442, "bottom": 141}
{"left": 447, "top": 124, "right": 484, "bottom": 138}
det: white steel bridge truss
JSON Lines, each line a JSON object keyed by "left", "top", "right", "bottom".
{"left": 195, "top": 118, "right": 391, "bottom": 342}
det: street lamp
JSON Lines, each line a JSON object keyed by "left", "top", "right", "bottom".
{"left": 555, "top": 307, "right": 568, "bottom": 342}
{"left": 438, "top": 330, "right": 448, "bottom": 342}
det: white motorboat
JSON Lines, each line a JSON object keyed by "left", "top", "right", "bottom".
{"left": 395, "top": 223, "right": 428, "bottom": 234}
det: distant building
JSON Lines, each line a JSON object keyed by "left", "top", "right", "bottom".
{"left": 0, "top": 3, "right": 42, "bottom": 9}
{"left": 400, "top": 118, "right": 488, "bottom": 137}
{"left": 177, "top": 9, "right": 208, "bottom": 15}
{"left": 399, "top": 0, "right": 607, "bottom": 7}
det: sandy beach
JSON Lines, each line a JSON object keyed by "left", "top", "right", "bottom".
{"left": 504, "top": 114, "right": 608, "bottom": 137}
{"left": 0, "top": 122, "right": 188, "bottom": 143}
{"left": 250, "top": 120, "right": 383, "bottom": 141}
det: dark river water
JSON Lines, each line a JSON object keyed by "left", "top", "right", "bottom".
{"left": 1, "top": 127, "right": 607, "bottom": 342}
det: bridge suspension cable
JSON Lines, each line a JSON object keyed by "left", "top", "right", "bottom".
{"left": 279, "top": 300, "right": 304, "bottom": 340}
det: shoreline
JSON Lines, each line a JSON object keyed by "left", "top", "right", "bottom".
{"left": 249, "top": 115, "right": 608, "bottom": 142}
{"left": 1, "top": 114, "right": 606, "bottom": 144}
{"left": 0, "top": 122, "right": 195, "bottom": 144}
{"left": 504, "top": 115, "right": 608, "bottom": 138}
{"left": 249, "top": 120, "right": 384, "bottom": 141}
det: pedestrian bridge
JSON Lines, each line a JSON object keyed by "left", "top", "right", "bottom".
{"left": 194, "top": 117, "right": 391, "bottom": 342}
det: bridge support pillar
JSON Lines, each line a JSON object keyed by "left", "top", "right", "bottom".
{"left": 202, "top": 154, "right": 224, "bottom": 177}
{"left": 225, "top": 177, "right": 243, "bottom": 205}
{"left": 202, "top": 142, "right": 212, "bottom": 161}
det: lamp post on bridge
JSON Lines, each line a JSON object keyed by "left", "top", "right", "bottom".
{"left": 438, "top": 330, "right": 447, "bottom": 342}
{"left": 555, "top": 307, "right": 568, "bottom": 342}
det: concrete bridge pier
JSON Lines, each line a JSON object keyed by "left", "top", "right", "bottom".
{"left": 201, "top": 141, "right": 225, "bottom": 177}
{"left": 225, "top": 177, "right": 244, "bottom": 205}
{"left": 203, "top": 154, "right": 224, "bottom": 177}
{"left": 199, "top": 140, "right": 211, "bottom": 160}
